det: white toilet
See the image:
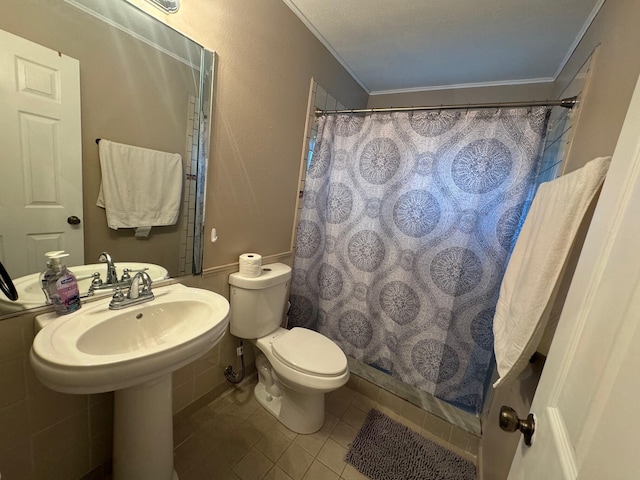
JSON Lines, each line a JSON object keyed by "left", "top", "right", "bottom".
{"left": 229, "top": 262, "right": 349, "bottom": 434}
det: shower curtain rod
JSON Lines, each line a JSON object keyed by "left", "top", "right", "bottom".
{"left": 314, "top": 95, "right": 577, "bottom": 115}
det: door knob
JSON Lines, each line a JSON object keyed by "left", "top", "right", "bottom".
{"left": 499, "top": 405, "right": 535, "bottom": 446}
{"left": 67, "top": 215, "right": 81, "bottom": 225}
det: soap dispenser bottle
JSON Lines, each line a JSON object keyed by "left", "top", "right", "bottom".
{"left": 40, "top": 250, "right": 64, "bottom": 304}
{"left": 45, "top": 251, "right": 81, "bottom": 315}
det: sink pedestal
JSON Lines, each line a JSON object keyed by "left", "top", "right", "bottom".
{"left": 113, "top": 374, "right": 178, "bottom": 480}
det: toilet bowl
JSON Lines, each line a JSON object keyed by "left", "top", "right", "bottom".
{"left": 229, "top": 263, "right": 349, "bottom": 434}
{"left": 252, "top": 327, "right": 349, "bottom": 433}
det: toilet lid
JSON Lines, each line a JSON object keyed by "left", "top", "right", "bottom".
{"left": 272, "top": 328, "right": 347, "bottom": 376}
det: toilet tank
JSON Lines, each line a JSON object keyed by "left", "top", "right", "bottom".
{"left": 228, "top": 263, "right": 292, "bottom": 339}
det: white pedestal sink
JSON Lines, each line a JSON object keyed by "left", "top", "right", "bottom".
{"left": 30, "top": 283, "right": 230, "bottom": 480}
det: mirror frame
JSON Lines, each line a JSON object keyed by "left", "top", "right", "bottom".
{"left": 193, "top": 47, "right": 215, "bottom": 275}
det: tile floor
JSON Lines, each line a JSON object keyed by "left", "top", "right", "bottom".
{"left": 172, "top": 380, "right": 477, "bottom": 480}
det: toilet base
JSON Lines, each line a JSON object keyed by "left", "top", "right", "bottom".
{"left": 254, "top": 382, "right": 282, "bottom": 419}
{"left": 254, "top": 382, "right": 325, "bottom": 434}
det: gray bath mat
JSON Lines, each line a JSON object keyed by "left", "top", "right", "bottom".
{"left": 345, "top": 409, "right": 476, "bottom": 480}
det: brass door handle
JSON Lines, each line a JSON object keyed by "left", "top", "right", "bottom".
{"left": 499, "top": 405, "right": 535, "bottom": 446}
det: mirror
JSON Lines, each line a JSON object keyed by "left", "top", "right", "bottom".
{"left": 0, "top": 0, "right": 213, "bottom": 317}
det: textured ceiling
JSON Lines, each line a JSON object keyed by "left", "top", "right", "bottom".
{"left": 283, "top": 0, "right": 604, "bottom": 94}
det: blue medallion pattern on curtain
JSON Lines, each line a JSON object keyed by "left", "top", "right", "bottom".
{"left": 289, "top": 108, "right": 549, "bottom": 412}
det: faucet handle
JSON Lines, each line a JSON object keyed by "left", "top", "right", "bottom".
{"left": 111, "top": 287, "right": 125, "bottom": 303}
{"left": 121, "top": 269, "right": 131, "bottom": 282}
{"left": 87, "top": 272, "right": 102, "bottom": 296}
{"left": 91, "top": 272, "right": 103, "bottom": 287}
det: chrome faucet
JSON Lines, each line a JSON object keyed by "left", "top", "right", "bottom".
{"left": 98, "top": 252, "right": 118, "bottom": 285}
{"left": 109, "top": 271, "right": 154, "bottom": 310}
{"left": 87, "top": 265, "right": 150, "bottom": 297}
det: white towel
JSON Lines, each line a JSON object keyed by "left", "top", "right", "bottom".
{"left": 96, "top": 140, "right": 183, "bottom": 237}
{"left": 492, "top": 156, "right": 611, "bottom": 388}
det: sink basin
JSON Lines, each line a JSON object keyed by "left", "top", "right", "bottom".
{"left": 30, "top": 283, "right": 229, "bottom": 479}
{"left": 1, "top": 262, "right": 168, "bottom": 313}
{"left": 31, "top": 283, "right": 228, "bottom": 394}
{"left": 76, "top": 300, "right": 214, "bottom": 356}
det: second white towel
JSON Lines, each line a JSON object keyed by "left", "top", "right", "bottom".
{"left": 492, "top": 156, "right": 611, "bottom": 388}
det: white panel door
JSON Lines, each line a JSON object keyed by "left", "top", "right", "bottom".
{"left": 0, "top": 28, "right": 83, "bottom": 278}
{"left": 507, "top": 72, "right": 640, "bottom": 479}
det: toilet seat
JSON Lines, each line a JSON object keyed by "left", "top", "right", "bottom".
{"left": 271, "top": 327, "right": 347, "bottom": 377}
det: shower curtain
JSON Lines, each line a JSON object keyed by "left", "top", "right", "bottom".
{"left": 288, "top": 107, "right": 549, "bottom": 412}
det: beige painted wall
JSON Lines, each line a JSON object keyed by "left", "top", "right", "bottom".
{"left": 0, "top": 0, "right": 198, "bottom": 277}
